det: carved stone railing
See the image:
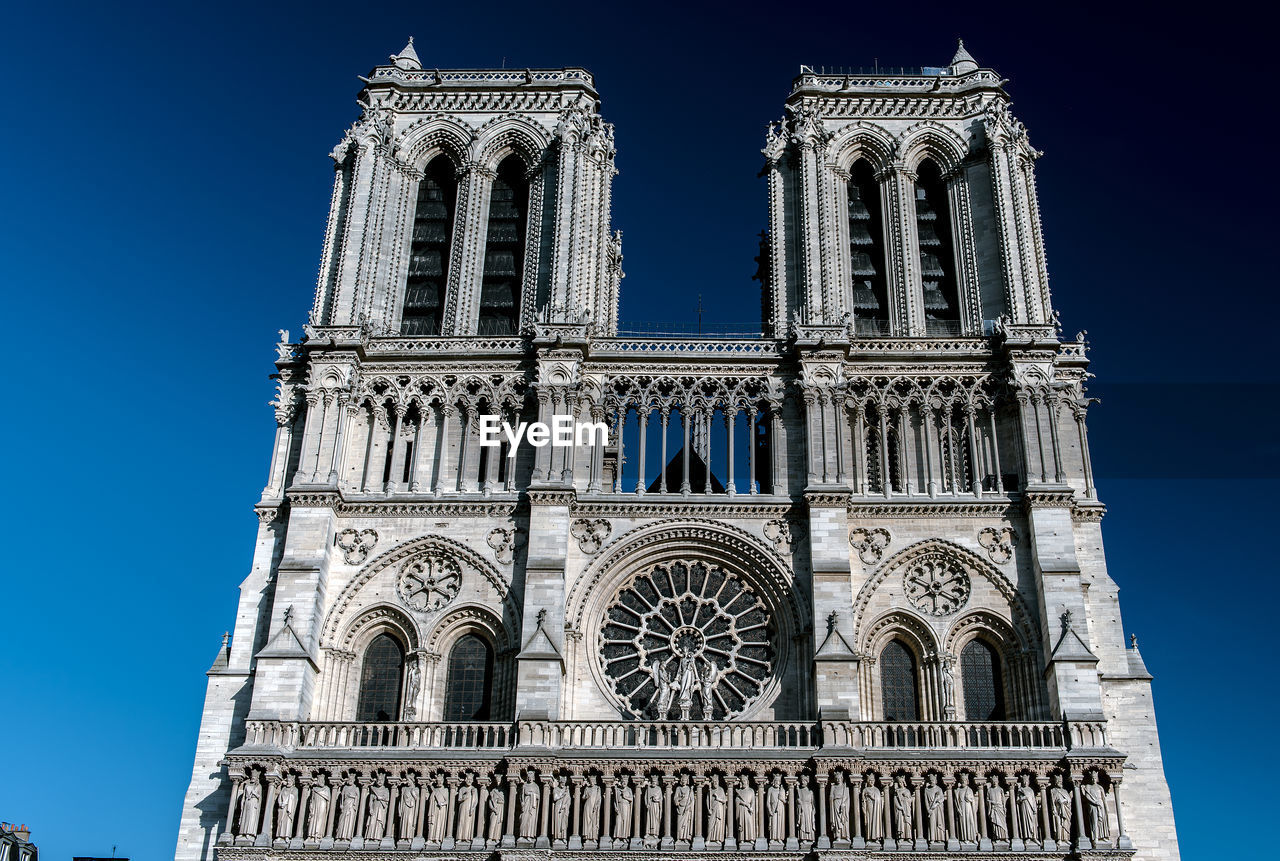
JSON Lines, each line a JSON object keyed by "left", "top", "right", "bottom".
{"left": 827, "top": 720, "right": 1105, "bottom": 750}
{"left": 517, "top": 720, "right": 820, "bottom": 750}
{"left": 243, "top": 718, "right": 1103, "bottom": 753}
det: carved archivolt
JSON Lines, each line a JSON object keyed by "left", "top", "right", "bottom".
{"left": 321, "top": 534, "right": 515, "bottom": 649}
{"left": 852, "top": 538, "right": 1038, "bottom": 650}
{"left": 424, "top": 604, "right": 515, "bottom": 655}
{"left": 337, "top": 603, "right": 420, "bottom": 654}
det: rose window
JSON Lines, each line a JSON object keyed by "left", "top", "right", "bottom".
{"left": 397, "top": 554, "right": 461, "bottom": 612}
{"left": 600, "top": 560, "right": 773, "bottom": 720}
{"left": 902, "top": 553, "right": 971, "bottom": 616}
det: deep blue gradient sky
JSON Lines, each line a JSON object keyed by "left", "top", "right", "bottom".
{"left": 0, "top": 2, "right": 1274, "bottom": 858}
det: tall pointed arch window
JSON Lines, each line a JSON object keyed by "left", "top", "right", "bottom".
{"left": 355, "top": 633, "right": 405, "bottom": 721}
{"left": 879, "top": 639, "right": 920, "bottom": 721}
{"left": 914, "top": 159, "right": 960, "bottom": 334}
{"left": 848, "top": 159, "right": 889, "bottom": 335}
{"left": 478, "top": 156, "right": 529, "bottom": 335}
{"left": 961, "top": 638, "right": 1006, "bottom": 720}
{"left": 442, "top": 634, "right": 494, "bottom": 720}
{"left": 402, "top": 156, "right": 458, "bottom": 336}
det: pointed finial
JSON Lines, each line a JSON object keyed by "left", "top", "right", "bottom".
{"left": 222, "top": 631, "right": 230, "bottom": 648}
{"left": 283, "top": 605, "right": 294, "bottom": 627}
{"left": 536, "top": 608, "right": 548, "bottom": 626}
{"left": 826, "top": 610, "right": 839, "bottom": 634}
{"left": 950, "top": 38, "right": 979, "bottom": 74}
{"left": 391, "top": 37, "right": 422, "bottom": 71}
{"left": 1060, "top": 609, "right": 1073, "bottom": 632}
{"left": 1130, "top": 633, "right": 1139, "bottom": 649}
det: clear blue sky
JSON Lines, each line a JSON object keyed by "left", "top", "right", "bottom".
{"left": 0, "top": 1, "right": 1273, "bottom": 858}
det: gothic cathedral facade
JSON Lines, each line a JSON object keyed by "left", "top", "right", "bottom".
{"left": 176, "top": 40, "right": 1179, "bottom": 861}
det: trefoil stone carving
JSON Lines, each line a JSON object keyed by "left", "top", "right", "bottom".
{"left": 978, "top": 526, "right": 1016, "bottom": 564}
{"left": 849, "top": 527, "right": 891, "bottom": 564}
{"left": 570, "top": 518, "right": 612, "bottom": 555}
{"left": 335, "top": 528, "right": 378, "bottom": 564}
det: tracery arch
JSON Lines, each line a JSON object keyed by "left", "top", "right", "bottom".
{"left": 569, "top": 519, "right": 807, "bottom": 721}
{"left": 423, "top": 604, "right": 517, "bottom": 720}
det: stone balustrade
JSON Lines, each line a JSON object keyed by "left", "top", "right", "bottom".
{"left": 243, "top": 718, "right": 1105, "bottom": 753}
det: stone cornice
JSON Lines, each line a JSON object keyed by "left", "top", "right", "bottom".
{"left": 847, "top": 499, "right": 1018, "bottom": 518}
{"left": 284, "top": 489, "right": 519, "bottom": 518}
{"left": 571, "top": 498, "right": 794, "bottom": 519}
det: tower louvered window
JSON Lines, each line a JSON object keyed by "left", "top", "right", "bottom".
{"left": 443, "top": 634, "right": 494, "bottom": 721}
{"left": 880, "top": 639, "right": 919, "bottom": 721}
{"left": 478, "top": 156, "right": 529, "bottom": 336}
{"left": 401, "top": 157, "right": 457, "bottom": 336}
{"left": 356, "top": 633, "right": 405, "bottom": 721}
{"left": 848, "top": 160, "right": 889, "bottom": 335}
{"left": 914, "top": 159, "right": 960, "bottom": 334}
{"left": 961, "top": 639, "right": 1005, "bottom": 720}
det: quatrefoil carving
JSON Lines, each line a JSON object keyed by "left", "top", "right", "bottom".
{"left": 849, "top": 527, "right": 891, "bottom": 565}
{"left": 335, "top": 528, "right": 378, "bottom": 564}
{"left": 570, "top": 518, "right": 612, "bottom": 555}
{"left": 978, "top": 526, "right": 1017, "bottom": 564}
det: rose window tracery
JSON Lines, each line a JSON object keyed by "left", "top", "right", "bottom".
{"left": 600, "top": 560, "right": 773, "bottom": 721}
{"left": 902, "top": 553, "right": 971, "bottom": 616}
{"left": 397, "top": 554, "right": 462, "bottom": 612}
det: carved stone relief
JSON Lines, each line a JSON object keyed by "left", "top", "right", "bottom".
{"left": 902, "top": 551, "right": 971, "bottom": 616}
{"left": 570, "top": 518, "right": 612, "bottom": 555}
{"left": 978, "top": 526, "right": 1016, "bottom": 564}
{"left": 396, "top": 554, "right": 462, "bottom": 612}
{"left": 336, "top": 528, "right": 378, "bottom": 564}
{"left": 849, "top": 527, "right": 891, "bottom": 564}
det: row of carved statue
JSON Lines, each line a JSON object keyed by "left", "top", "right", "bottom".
{"left": 222, "top": 763, "right": 1124, "bottom": 850}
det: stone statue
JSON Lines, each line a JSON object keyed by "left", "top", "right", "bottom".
{"left": 955, "top": 774, "right": 978, "bottom": 843}
{"left": 766, "top": 774, "right": 785, "bottom": 841}
{"left": 614, "top": 779, "right": 634, "bottom": 840}
{"left": 1081, "top": 771, "right": 1110, "bottom": 840}
{"left": 735, "top": 778, "right": 757, "bottom": 842}
{"left": 1049, "top": 774, "right": 1072, "bottom": 843}
{"left": 674, "top": 650, "right": 699, "bottom": 714}
{"left": 1016, "top": 774, "right": 1039, "bottom": 841}
{"left": 924, "top": 773, "right": 945, "bottom": 842}
{"left": 796, "top": 775, "right": 815, "bottom": 842}
{"left": 700, "top": 660, "right": 720, "bottom": 718}
{"left": 275, "top": 773, "right": 298, "bottom": 839}
{"left": 674, "top": 774, "right": 694, "bottom": 841}
{"left": 486, "top": 778, "right": 505, "bottom": 843}
{"left": 940, "top": 658, "right": 956, "bottom": 716}
{"left": 830, "top": 771, "right": 851, "bottom": 840}
{"left": 307, "top": 778, "right": 332, "bottom": 840}
{"left": 552, "top": 775, "right": 571, "bottom": 841}
{"left": 649, "top": 659, "right": 674, "bottom": 717}
{"left": 519, "top": 770, "right": 540, "bottom": 840}
{"left": 239, "top": 769, "right": 262, "bottom": 836}
{"left": 643, "top": 776, "right": 662, "bottom": 840}
{"left": 427, "top": 775, "right": 449, "bottom": 843}
{"left": 335, "top": 774, "right": 359, "bottom": 840}
{"left": 402, "top": 658, "right": 421, "bottom": 721}
{"left": 456, "top": 773, "right": 479, "bottom": 842}
{"left": 860, "top": 775, "right": 883, "bottom": 841}
{"left": 581, "top": 775, "right": 601, "bottom": 841}
{"left": 397, "top": 779, "right": 419, "bottom": 841}
{"left": 706, "top": 776, "right": 727, "bottom": 843}
{"left": 892, "top": 775, "right": 913, "bottom": 840}
{"left": 985, "top": 776, "right": 1008, "bottom": 841}
{"left": 365, "top": 773, "right": 390, "bottom": 840}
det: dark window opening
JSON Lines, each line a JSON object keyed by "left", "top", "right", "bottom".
{"left": 880, "top": 639, "right": 920, "bottom": 721}
{"left": 401, "top": 157, "right": 457, "bottom": 336}
{"left": 848, "top": 159, "right": 889, "bottom": 334}
{"left": 356, "top": 633, "right": 405, "bottom": 722}
{"left": 443, "top": 634, "right": 494, "bottom": 721}
{"left": 914, "top": 159, "right": 960, "bottom": 332}
{"left": 961, "top": 638, "right": 1006, "bottom": 720}
{"left": 478, "top": 157, "right": 529, "bottom": 336}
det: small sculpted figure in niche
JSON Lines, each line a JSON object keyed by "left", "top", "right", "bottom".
{"left": 954, "top": 774, "right": 978, "bottom": 843}
{"left": 706, "top": 775, "right": 727, "bottom": 843}
{"left": 831, "top": 771, "right": 852, "bottom": 840}
{"left": 1016, "top": 774, "right": 1039, "bottom": 842}
{"left": 552, "top": 775, "right": 571, "bottom": 841}
{"left": 735, "top": 777, "right": 757, "bottom": 842}
{"left": 796, "top": 775, "right": 816, "bottom": 842}
{"left": 1081, "top": 771, "right": 1110, "bottom": 840}
{"left": 518, "top": 770, "right": 540, "bottom": 839}
{"left": 892, "top": 775, "right": 914, "bottom": 840}
{"left": 674, "top": 774, "right": 694, "bottom": 841}
{"left": 239, "top": 769, "right": 262, "bottom": 836}
{"left": 581, "top": 774, "right": 602, "bottom": 841}
{"left": 644, "top": 775, "right": 662, "bottom": 840}
{"left": 365, "top": 773, "right": 390, "bottom": 840}
{"left": 486, "top": 777, "right": 505, "bottom": 843}
{"left": 275, "top": 773, "right": 299, "bottom": 839}
{"left": 1049, "top": 774, "right": 1072, "bottom": 843}
{"left": 397, "top": 777, "right": 418, "bottom": 841}
{"left": 335, "top": 774, "right": 359, "bottom": 841}
{"left": 456, "top": 772, "right": 479, "bottom": 841}
{"left": 924, "top": 773, "right": 946, "bottom": 841}
{"left": 427, "top": 775, "right": 449, "bottom": 843}
{"left": 766, "top": 774, "right": 786, "bottom": 841}
{"left": 306, "top": 777, "right": 332, "bottom": 840}
{"left": 613, "top": 778, "right": 634, "bottom": 840}
{"left": 986, "top": 776, "right": 1008, "bottom": 841}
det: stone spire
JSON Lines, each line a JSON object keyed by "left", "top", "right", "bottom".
{"left": 949, "top": 38, "right": 978, "bottom": 74}
{"left": 391, "top": 36, "right": 422, "bottom": 71}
